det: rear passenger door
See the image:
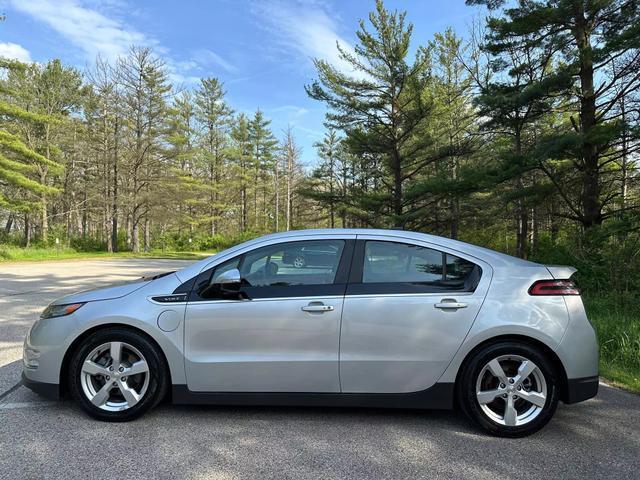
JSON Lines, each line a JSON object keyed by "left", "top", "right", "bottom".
{"left": 339, "top": 236, "right": 491, "bottom": 393}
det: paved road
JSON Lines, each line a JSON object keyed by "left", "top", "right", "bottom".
{"left": 0, "top": 259, "right": 639, "bottom": 480}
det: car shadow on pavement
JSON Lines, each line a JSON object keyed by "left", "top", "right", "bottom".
{"left": 2, "top": 380, "right": 638, "bottom": 480}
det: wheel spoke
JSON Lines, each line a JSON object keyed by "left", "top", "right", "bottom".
{"left": 82, "top": 360, "right": 109, "bottom": 377}
{"left": 504, "top": 395, "right": 517, "bottom": 426}
{"left": 477, "top": 389, "right": 501, "bottom": 405}
{"left": 487, "top": 359, "right": 508, "bottom": 383}
{"left": 81, "top": 341, "right": 150, "bottom": 412}
{"left": 118, "top": 381, "right": 141, "bottom": 407}
{"left": 126, "top": 360, "right": 149, "bottom": 376}
{"left": 519, "top": 389, "right": 546, "bottom": 408}
{"left": 91, "top": 381, "right": 113, "bottom": 407}
{"left": 109, "top": 341, "right": 122, "bottom": 365}
{"left": 515, "top": 360, "right": 537, "bottom": 384}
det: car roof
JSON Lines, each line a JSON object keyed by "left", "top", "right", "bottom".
{"left": 175, "top": 228, "right": 540, "bottom": 282}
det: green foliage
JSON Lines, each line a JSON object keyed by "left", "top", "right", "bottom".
{"left": 306, "top": 0, "right": 439, "bottom": 227}
{"left": 586, "top": 295, "right": 640, "bottom": 392}
{"left": 472, "top": 0, "right": 640, "bottom": 229}
{"left": 0, "top": 60, "right": 63, "bottom": 212}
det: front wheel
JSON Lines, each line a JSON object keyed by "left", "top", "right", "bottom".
{"left": 68, "top": 327, "right": 168, "bottom": 421}
{"left": 458, "top": 342, "right": 559, "bottom": 437}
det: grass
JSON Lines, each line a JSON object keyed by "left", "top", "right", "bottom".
{"left": 0, "top": 245, "right": 213, "bottom": 262}
{"left": 585, "top": 295, "right": 640, "bottom": 393}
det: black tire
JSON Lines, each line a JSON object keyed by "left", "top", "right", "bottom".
{"left": 457, "top": 341, "right": 559, "bottom": 437}
{"left": 68, "top": 327, "right": 168, "bottom": 422}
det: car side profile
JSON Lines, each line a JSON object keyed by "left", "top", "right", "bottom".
{"left": 22, "top": 229, "right": 599, "bottom": 437}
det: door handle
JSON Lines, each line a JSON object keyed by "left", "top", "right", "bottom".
{"left": 435, "top": 299, "right": 468, "bottom": 310}
{"left": 301, "top": 302, "right": 334, "bottom": 313}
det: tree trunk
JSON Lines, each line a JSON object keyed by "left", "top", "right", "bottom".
{"left": 286, "top": 150, "right": 293, "bottom": 231}
{"left": 40, "top": 170, "right": 49, "bottom": 245}
{"left": 575, "top": 4, "right": 601, "bottom": 229}
{"left": 111, "top": 117, "right": 119, "bottom": 252}
{"left": 132, "top": 219, "right": 140, "bottom": 253}
{"left": 144, "top": 217, "right": 151, "bottom": 252}
{"left": 530, "top": 207, "right": 538, "bottom": 256}
{"left": 4, "top": 214, "right": 14, "bottom": 234}
{"left": 24, "top": 214, "right": 31, "bottom": 247}
{"left": 274, "top": 157, "right": 280, "bottom": 231}
{"left": 392, "top": 148, "right": 403, "bottom": 228}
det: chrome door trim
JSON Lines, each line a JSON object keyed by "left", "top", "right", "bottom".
{"left": 187, "top": 294, "right": 346, "bottom": 306}
{"left": 197, "top": 233, "right": 358, "bottom": 275}
{"left": 343, "top": 292, "right": 475, "bottom": 299}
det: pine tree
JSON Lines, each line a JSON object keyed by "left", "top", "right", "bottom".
{"left": 311, "top": 129, "right": 343, "bottom": 228}
{"left": 229, "top": 114, "right": 253, "bottom": 234}
{"left": 0, "top": 59, "right": 64, "bottom": 245}
{"left": 165, "top": 91, "right": 202, "bottom": 236}
{"left": 282, "top": 126, "right": 302, "bottom": 231}
{"left": 306, "top": 0, "right": 434, "bottom": 227}
{"left": 117, "top": 47, "right": 170, "bottom": 252}
{"left": 195, "top": 78, "right": 233, "bottom": 236}
{"left": 468, "top": 0, "right": 640, "bottom": 231}
{"left": 248, "top": 110, "right": 278, "bottom": 231}
{"left": 430, "top": 29, "right": 475, "bottom": 239}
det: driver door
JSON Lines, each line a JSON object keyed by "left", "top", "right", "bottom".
{"left": 184, "top": 237, "right": 354, "bottom": 392}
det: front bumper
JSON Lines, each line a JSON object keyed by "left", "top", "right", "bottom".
{"left": 22, "top": 371, "right": 60, "bottom": 400}
{"left": 565, "top": 375, "right": 599, "bottom": 404}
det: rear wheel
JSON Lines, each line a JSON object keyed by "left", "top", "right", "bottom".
{"left": 68, "top": 327, "right": 168, "bottom": 422}
{"left": 458, "top": 342, "right": 559, "bottom": 437}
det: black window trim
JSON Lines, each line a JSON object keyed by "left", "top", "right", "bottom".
{"left": 346, "top": 239, "right": 482, "bottom": 295}
{"left": 183, "top": 239, "right": 356, "bottom": 301}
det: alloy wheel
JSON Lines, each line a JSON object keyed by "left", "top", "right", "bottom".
{"left": 80, "top": 341, "right": 150, "bottom": 412}
{"left": 475, "top": 354, "right": 547, "bottom": 427}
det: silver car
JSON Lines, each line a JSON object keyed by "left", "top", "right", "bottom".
{"left": 22, "top": 229, "right": 598, "bottom": 437}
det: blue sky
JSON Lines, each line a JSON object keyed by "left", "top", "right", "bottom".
{"left": 0, "top": 0, "right": 481, "bottom": 166}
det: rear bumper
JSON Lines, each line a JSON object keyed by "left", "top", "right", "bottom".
{"left": 565, "top": 375, "right": 599, "bottom": 404}
{"left": 22, "top": 371, "right": 60, "bottom": 400}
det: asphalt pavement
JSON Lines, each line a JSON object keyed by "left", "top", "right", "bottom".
{"left": 0, "top": 258, "right": 638, "bottom": 479}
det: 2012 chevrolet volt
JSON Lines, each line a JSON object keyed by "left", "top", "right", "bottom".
{"left": 23, "top": 229, "right": 598, "bottom": 436}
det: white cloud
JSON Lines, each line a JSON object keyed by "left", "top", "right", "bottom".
{"left": 192, "top": 49, "right": 238, "bottom": 74}
{"left": 9, "top": 0, "right": 152, "bottom": 61}
{"left": 8, "top": 0, "right": 238, "bottom": 86}
{"left": 252, "top": 0, "right": 362, "bottom": 76}
{"left": 270, "top": 105, "right": 309, "bottom": 118}
{"left": 0, "top": 42, "right": 32, "bottom": 62}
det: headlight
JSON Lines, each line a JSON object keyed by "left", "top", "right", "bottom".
{"left": 40, "top": 302, "right": 85, "bottom": 319}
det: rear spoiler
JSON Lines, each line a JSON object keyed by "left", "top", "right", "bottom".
{"left": 545, "top": 265, "right": 577, "bottom": 279}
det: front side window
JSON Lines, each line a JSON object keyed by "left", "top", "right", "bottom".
{"left": 361, "top": 241, "right": 479, "bottom": 291}
{"left": 240, "top": 240, "right": 345, "bottom": 287}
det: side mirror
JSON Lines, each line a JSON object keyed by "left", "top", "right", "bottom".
{"left": 214, "top": 268, "right": 241, "bottom": 286}
{"left": 199, "top": 268, "right": 243, "bottom": 299}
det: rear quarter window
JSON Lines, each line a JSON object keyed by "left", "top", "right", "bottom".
{"left": 361, "top": 240, "right": 481, "bottom": 292}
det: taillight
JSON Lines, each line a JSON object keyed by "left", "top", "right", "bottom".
{"left": 528, "top": 279, "right": 580, "bottom": 296}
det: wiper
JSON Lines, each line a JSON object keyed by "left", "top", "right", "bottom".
{"left": 140, "top": 271, "right": 175, "bottom": 281}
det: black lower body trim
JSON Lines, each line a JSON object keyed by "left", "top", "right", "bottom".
{"left": 22, "top": 372, "right": 60, "bottom": 400}
{"left": 565, "top": 375, "right": 599, "bottom": 404}
{"left": 171, "top": 382, "right": 454, "bottom": 409}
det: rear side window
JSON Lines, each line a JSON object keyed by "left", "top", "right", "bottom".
{"left": 362, "top": 241, "right": 480, "bottom": 291}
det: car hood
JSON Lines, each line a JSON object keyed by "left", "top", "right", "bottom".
{"left": 52, "top": 278, "right": 151, "bottom": 305}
